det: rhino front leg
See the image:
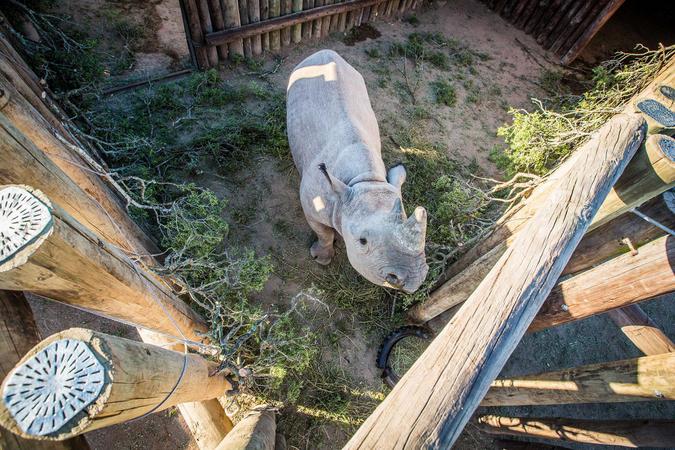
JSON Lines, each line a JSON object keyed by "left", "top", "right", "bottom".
{"left": 308, "top": 219, "right": 335, "bottom": 265}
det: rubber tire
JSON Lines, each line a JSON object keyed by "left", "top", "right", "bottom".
{"left": 376, "top": 325, "right": 433, "bottom": 388}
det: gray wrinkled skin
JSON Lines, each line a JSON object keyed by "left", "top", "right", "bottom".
{"left": 286, "top": 49, "right": 429, "bottom": 293}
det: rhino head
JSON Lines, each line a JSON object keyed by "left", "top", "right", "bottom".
{"left": 320, "top": 163, "right": 429, "bottom": 293}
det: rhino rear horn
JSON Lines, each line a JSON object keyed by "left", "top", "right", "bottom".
{"left": 406, "top": 207, "right": 427, "bottom": 241}
{"left": 391, "top": 198, "right": 405, "bottom": 220}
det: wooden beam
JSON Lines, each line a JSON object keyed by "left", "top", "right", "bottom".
{"left": 0, "top": 185, "right": 208, "bottom": 343}
{"left": 530, "top": 234, "right": 674, "bottom": 332}
{"left": 0, "top": 291, "right": 90, "bottom": 450}
{"left": 481, "top": 352, "right": 675, "bottom": 406}
{"left": 411, "top": 132, "right": 675, "bottom": 323}
{"left": 607, "top": 305, "right": 675, "bottom": 355}
{"left": 345, "top": 114, "right": 644, "bottom": 449}
{"left": 0, "top": 328, "right": 232, "bottom": 441}
{"left": 215, "top": 407, "right": 276, "bottom": 450}
{"left": 477, "top": 416, "right": 675, "bottom": 448}
{"left": 562, "top": 194, "right": 673, "bottom": 276}
{"left": 561, "top": 0, "right": 626, "bottom": 65}
{"left": 205, "top": 0, "right": 385, "bottom": 45}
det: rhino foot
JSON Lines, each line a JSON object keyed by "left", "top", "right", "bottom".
{"left": 310, "top": 241, "right": 334, "bottom": 265}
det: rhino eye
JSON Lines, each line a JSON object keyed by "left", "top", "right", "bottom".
{"left": 359, "top": 238, "right": 368, "bottom": 246}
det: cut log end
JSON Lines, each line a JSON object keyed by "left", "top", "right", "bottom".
{"left": 0, "top": 185, "right": 53, "bottom": 272}
{"left": 1, "top": 332, "right": 109, "bottom": 440}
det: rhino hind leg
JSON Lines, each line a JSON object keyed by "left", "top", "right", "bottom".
{"left": 308, "top": 219, "right": 335, "bottom": 265}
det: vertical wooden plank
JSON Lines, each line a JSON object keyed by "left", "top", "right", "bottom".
{"left": 329, "top": 0, "right": 342, "bottom": 32}
{"left": 261, "top": 0, "right": 270, "bottom": 51}
{"left": 270, "top": 0, "right": 281, "bottom": 50}
{"left": 322, "top": 0, "right": 333, "bottom": 36}
{"left": 312, "top": 0, "right": 324, "bottom": 37}
{"left": 223, "top": 0, "right": 245, "bottom": 57}
{"left": 524, "top": 0, "right": 549, "bottom": 34}
{"left": 292, "top": 0, "right": 303, "bottom": 42}
{"left": 543, "top": 0, "right": 584, "bottom": 50}
{"left": 184, "top": 0, "right": 210, "bottom": 68}
{"left": 248, "top": 0, "right": 263, "bottom": 55}
{"left": 337, "top": 0, "right": 347, "bottom": 31}
{"left": 302, "top": 0, "right": 313, "bottom": 38}
{"left": 207, "top": 0, "right": 229, "bottom": 61}
{"left": 555, "top": 0, "right": 608, "bottom": 60}
{"left": 536, "top": 0, "right": 575, "bottom": 46}
{"left": 281, "top": 0, "right": 292, "bottom": 46}
{"left": 238, "top": 0, "right": 253, "bottom": 57}
{"left": 197, "top": 0, "right": 220, "bottom": 66}
{"left": 531, "top": 0, "right": 563, "bottom": 38}
{"left": 514, "top": 0, "right": 539, "bottom": 29}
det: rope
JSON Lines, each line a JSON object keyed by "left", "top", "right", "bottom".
{"left": 631, "top": 207, "right": 675, "bottom": 237}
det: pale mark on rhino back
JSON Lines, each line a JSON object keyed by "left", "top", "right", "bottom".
{"left": 287, "top": 62, "right": 338, "bottom": 91}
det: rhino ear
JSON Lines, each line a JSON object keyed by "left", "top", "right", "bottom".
{"left": 319, "top": 163, "right": 348, "bottom": 195}
{"left": 387, "top": 163, "right": 406, "bottom": 190}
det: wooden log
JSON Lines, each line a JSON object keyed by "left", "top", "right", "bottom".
{"left": 313, "top": 0, "right": 324, "bottom": 37}
{"left": 530, "top": 0, "right": 563, "bottom": 37}
{"left": 302, "top": 0, "right": 312, "bottom": 38}
{"left": 410, "top": 118, "right": 665, "bottom": 323}
{"left": 198, "top": 0, "right": 221, "bottom": 66}
{"left": 183, "top": 0, "right": 210, "bottom": 68}
{"left": 543, "top": 0, "right": 583, "bottom": 50}
{"left": 261, "top": 0, "right": 271, "bottom": 50}
{"left": 321, "top": 0, "right": 333, "bottom": 36}
{"left": 0, "top": 291, "right": 90, "bottom": 450}
{"left": 523, "top": 0, "right": 550, "bottom": 34}
{"left": 215, "top": 407, "right": 276, "bottom": 450}
{"left": 536, "top": 0, "right": 575, "bottom": 47}
{"left": 481, "top": 352, "right": 675, "bottom": 406}
{"left": 554, "top": 0, "right": 608, "bottom": 60}
{"left": 0, "top": 185, "right": 208, "bottom": 343}
{"left": 206, "top": 0, "right": 386, "bottom": 44}
{"left": 477, "top": 416, "right": 675, "bottom": 448}
{"left": 270, "top": 0, "right": 281, "bottom": 50}
{"left": 513, "top": 0, "right": 540, "bottom": 29}
{"left": 178, "top": 401, "right": 234, "bottom": 450}
{"left": 607, "top": 305, "right": 675, "bottom": 355}
{"left": 529, "top": 234, "right": 675, "bottom": 332}
{"left": 207, "top": 0, "right": 230, "bottom": 60}
{"left": 0, "top": 328, "right": 232, "bottom": 440}
{"left": 549, "top": 0, "right": 594, "bottom": 55}
{"left": 561, "top": 0, "right": 626, "bottom": 65}
{"left": 238, "top": 0, "right": 253, "bottom": 58}
{"left": 281, "top": 0, "right": 292, "bottom": 45}
{"left": 345, "top": 114, "right": 644, "bottom": 449}
{"left": 248, "top": 0, "right": 263, "bottom": 54}
{"left": 338, "top": 0, "right": 348, "bottom": 31}
{"left": 0, "top": 78, "right": 158, "bottom": 261}
{"left": 562, "top": 194, "right": 672, "bottom": 276}
{"left": 292, "top": 0, "right": 303, "bottom": 42}
{"left": 222, "top": 0, "right": 245, "bottom": 57}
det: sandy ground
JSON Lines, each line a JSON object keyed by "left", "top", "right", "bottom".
{"left": 21, "top": 0, "right": 675, "bottom": 449}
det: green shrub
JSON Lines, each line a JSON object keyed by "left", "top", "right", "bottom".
{"left": 431, "top": 79, "right": 456, "bottom": 106}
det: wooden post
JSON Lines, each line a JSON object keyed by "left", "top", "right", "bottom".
{"left": 281, "top": 0, "right": 293, "bottom": 46}
{"left": 184, "top": 0, "right": 211, "bottom": 68}
{"left": 248, "top": 0, "right": 263, "bottom": 54}
{"left": 291, "top": 0, "right": 303, "bottom": 42}
{"left": 197, "top": 0, "right": 220, "bottom": 66}
{"left": 0, "top": 72, "right": 159, "bottom": 260}
{"left": 215, "top": 407, "right": 276, "bottom": 450}
{"left": 208, "top": 0, "right": 230, "bottom": 60}
{"left": 270, "top": 0, "right": 282, "bottom": 50}
{"left": 409, "top": 125, "right": 670, "bottom": 324}
{"left": 223, "top": 0, "right": 245, "bottom": 57}
{"left": 481, "top": 352, "right": 675, "bottom": 406}
{"left": 345, "top": 114, "right": 644, "bottom": 449}
{"left": 0, "top": 328, "right": 233, "bottom": 441}
{"left": 0, "top": 185, "right": 208, "bottom": 343}
{"left": 530, "top": 234, "right": 675, "bottom": 332}
{"left": 238, "top": 0, "right": 253, "bottom": 58}
{"left": 177, "top": 401, "right": 234, "bottom": 450}
{"left": 0, "top": 291, "right": 90, "bottom": 450}
{"left": 562, "top": 194, "right": 673, "bottom": 276}
{"left": 607, "top": 305, "right": 675, "bottom": 355}
{"left": 408, "top": 130, "right": 675, "bottom": 322}
{"left": 477, "top": 416, "right": 675, "bottom": 448}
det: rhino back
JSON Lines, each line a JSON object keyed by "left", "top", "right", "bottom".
{"left": 286, "top": 50, "right": 383, "bottom": 180}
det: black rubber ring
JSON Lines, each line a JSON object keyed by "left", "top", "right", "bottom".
{"left": 376, "top": 325, "right": 433, "bottom": 388}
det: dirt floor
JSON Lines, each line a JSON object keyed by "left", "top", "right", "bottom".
{"left": 21, "top": 0, "right": 675, "bottom": 449}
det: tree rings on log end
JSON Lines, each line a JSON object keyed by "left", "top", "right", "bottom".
{"left": 0, "top": 185, "right": 53, "bottom": 271}
{"left": 637, "top": 99, "right": 675, "bottom": 134}
{"left": 2, "top": 338, "right": 105, "bottom": 436}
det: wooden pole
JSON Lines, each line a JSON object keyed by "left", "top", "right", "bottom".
{"left": 345, "top": 114, "right": 644, "bottom": 449}
{"left": 0, "top": 291, "right": 90, "bottom": 450}
{"left": 477, "top": 416, "right": 675, "bottom": 448}
{"left": 409, "top": 127, "right": 671, "bottom": 324}
{"left": 530, "top": 234, "right": 675, "bottom": 332}
{"left": 0, "top": 328, "right": 232, "bottom": 441}
{"left": 0, "top": 185, "right": 208, "bottom": 343}
{"left": 177, "top": 401, "right": 234, "bottom": 450}
{"left": 269, "top": 0, "right": 282, "bottom": 50}
{"left": 238, "top": 0, "right": 253, "bottom": 58}
{"left": 208, "top": 0, "right": 230, "bottom": 60}
{"left": 215, "top": 407, "right": 276, "bottom": 450}
{"left": 184, "top": 0, "right": 211, "bottom": 68}
{"left": 607, "top": 305, "right": 675, "bottom": 355}
{"left": 291, "top": 0, "right": 303, "bottom": 42}
{"left": 281, "top": 0, "right": 293, "bottom": 46}
{"left": 562, "top": 194, "right": 673, "bottom": 276}
{"left": 481, "top": 352, "right": 675, "bottom": 406}
{"left": 197, "top": 0, "right": 220, "bottom": 66}
{"left": 0, "top": 74, "right": 159, "bottom": 260}
{"left": 561, "top": 0, "right": 626, "bottom": 65}
{"left": 248, "top": 0, "right": 263, "bottom": 55}
{"left": 223, "top": 0, "right": 245, "bottom": 57}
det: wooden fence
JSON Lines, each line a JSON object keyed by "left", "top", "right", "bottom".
{"left": 180, "top": 0, "right": 424, "bottom": 68}
{"left": 479, "top": 0, "right": 626, "bottom": 64}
